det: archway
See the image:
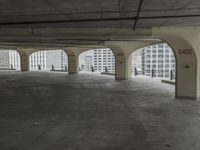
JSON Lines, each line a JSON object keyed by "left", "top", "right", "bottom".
{"left": 29, "top": 50, "right": 68, "bottom": 71}
{"left": 161, "top": 36, "right": 197, "bottom": 99}
{"left": 0, "top": 49, "right": 21, "bottom": 71}
{"left": 105, "top": 38, "right": 197, "bottom": 99}
{"left": 151, "top": 28, "right": 198, "bottom": 99}
{"left": 129, "top": 39, "right": 197, "bottom": 99}
{"left": 131, "top": 43, "right": 176, "bottom": 80}
{"left": 78, "top": 48, "right": 115, "bottom": 74}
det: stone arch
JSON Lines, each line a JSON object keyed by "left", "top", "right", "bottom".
{"left": 105, "top": 41, "right": 158, "bottom": 80}
{"left": 28, "top": 49, "right": 68, "bottom": 71}
{"left": 105, "top": 44, "right": 128, "bottom": 80}
{"left": 0, "top": 48, "right": 21, "bottom": 71}
{"left": 64, "top": 47, "right": 116, "bottom": 74}
{"left": 106, "top": 38, "right": 197, "bottom": 99}
{"left": 157, "top": 36, "right": 197, "bottom": 99}
{"left": 63, "top": 47, "right": 93, "bottom": 74}
{"left": 78, "top": 47, "right": 116, "bottom": 73}
{"left": 129, "top": 42, "right": 174, "bottom": 78}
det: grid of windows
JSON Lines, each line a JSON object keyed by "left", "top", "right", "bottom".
{"left": 29, "top": 50, "right": 68, "bottom": 71}
{"left": 9, "top": 50, "right": 20, "bottom": 70}
{"left": 93, "top": 48, "right": 115, "bottom": 73}
{"left": 0, "top": 51, "right": 9, "bottom": 68}
{"left": 79, "top": 51, "right": 93, "bottom": 71}
{"left": 79, "top": 48, "right": 115, "bottom": 73}
{"left": 0, "top": 50, "right": 21, "bottom": 70}
{"left": 141, "top": 44, "right": 176, "bottom": 78}
{"left": 30, "top": 51, "right": 47, "bottom": 70}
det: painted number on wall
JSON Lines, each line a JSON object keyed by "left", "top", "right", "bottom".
{"left": 178, "top": 49, "right": 193, "bottom": 54}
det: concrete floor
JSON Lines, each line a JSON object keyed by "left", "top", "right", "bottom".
{"left": 0, "top": 71, "right": 200, "bottom": 150}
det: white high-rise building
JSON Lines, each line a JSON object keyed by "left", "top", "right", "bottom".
{"left": 140, "top": 44, "right": 176, "bottom": 78}
{"left": 8, "top": 50, "right": 68, "bottom": 71}
{"left": 93, "top": 48, "right": 115, "bottom": 73}
{"left": 60, "top": 50, "right": 68, "bottom": 70}
{"left": 79, "top": 50, "right": 93, "bottom": 72}
{"left": 29, "top": 51, "right": 47, "bottom": 70}
{"left": 79, "top": 48, "right": 115, "bottom": 73}
{"left": 7, "top": 46, "right": 175, "bottom": 79}
{"left": 9, "top": 50, "right": 20, "bottom": 70}
{"left": 0, "top": 50, "right": 21, "bottom": 70}
{"left": 0, "top": 50, "right": 9, "bottom": 69}
{"left": 132, "top": 50, "right": 142, "bottom": 74}
{"left": 46, "top": 50, "right": 68, "bottom": 70}
{"left": 29, "top": 50, "right": 68, "bottom": 71}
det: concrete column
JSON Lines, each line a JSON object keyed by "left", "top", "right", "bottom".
{"left": 64, "top": 47, "right": 89, "bottom": 74}
{"left": 17, "top": 49, "right": 31, "bottom": 72}
{"left": 115, "top": 52, "right": 131, "bottom": 80}
{"left": 105, "top": 41, "right": 153, "bottom": 80}
{"left": 20, "top": 53, "right": 29, "bottom": 71}
{"left": 68, "top": 54, "right": 79, "bottom": 74}
{"left": 174, "top": 40, "right": 197, "bottom": 99}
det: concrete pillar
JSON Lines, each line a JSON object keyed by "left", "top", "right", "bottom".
{"left": 105, "top": 41, "right": 153, "bottom": 80}
{"left": 17, "top": 49, "right": 31, "bottom": 72}
{"left": 68, "top": 54, "right": 79, "bottom": 74}
{"left": 20, "top": 53, "right": 29, "bottom": 71}
{"left": 173, "top": 39, "right": 197, "bottom": 99}
{"left": 64, "top": 47, "right": 88, "bottom": 74}
{"left": 115, "top": 52, "right": 131, "bottom": 80}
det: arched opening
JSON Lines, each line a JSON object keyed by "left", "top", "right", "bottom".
{"left": 29, "top": 50, "right": 68, "bottom": 72}
{"left": 0, "top": 49, "right": 21, "bottom": 71}
{"left": 151, "top": 29, "right": 198, "bottom": 99}
{"left": 132, "top": 43, "right": 176, "bottom": 80}
{"left": 79, "top": 48, "right": 115, "bottom": 74}
{"left": 130, "top": 43, "right": 176, "bottom": 97}
{"left": 161, "top": 37, "right": 197, "bottom": 99}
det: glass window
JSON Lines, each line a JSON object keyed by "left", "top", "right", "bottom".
{"left": 153, "top": 55, "right": 156, "bottom": 58}
{"left": 158, "top": 44, "right": 164, "bottom": 48}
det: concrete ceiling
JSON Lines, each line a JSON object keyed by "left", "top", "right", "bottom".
{"left": 0, "top": 0, "right": 200, "bottom": 28}
{"left": 0, "top": 0, "right": 200, "bottom": 49}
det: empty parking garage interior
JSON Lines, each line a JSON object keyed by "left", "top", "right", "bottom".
{"left": 1, "top": 0, "right": 200, "bottom": 150}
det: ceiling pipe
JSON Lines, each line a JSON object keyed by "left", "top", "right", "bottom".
{"left": 133, "top": 0, "right": 144, "bottom": 30}
{"left": 0, "top": 14, "right": 200, "bottom": 26}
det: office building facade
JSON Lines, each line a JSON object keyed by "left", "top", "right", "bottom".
{"left": 29, "top": 51, "right": 47, "bottom": 70}
{"left": 140, "top": 44, "right": 176, "bottom": 78}
{"left": 79, "top": 50, "right": 93, "bottom": 72}
{"left": 46, "top": 50, "right": 68, "bottom": 70}
{"left": 9, "top": 50, "right": 21, "bottom": 70}
{"left": 93, "top": 48, "right": 115, "bottom": 73}
{"left": 29, "top": 50, "right": 68, "bottom": 71}
{"left": 0, "top": 50, "right": 10, "bottom": 69}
